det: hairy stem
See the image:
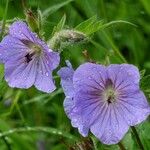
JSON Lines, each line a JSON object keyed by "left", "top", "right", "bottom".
{"left": 0, "top": 126, "right": 77, "bottom": 141}
{"left": 131, "top": 126, "right": 144, "bottom": 150}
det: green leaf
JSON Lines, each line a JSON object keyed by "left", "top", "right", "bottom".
{"left": 42, "top": 0, "right": 73, "bottom": 21}
{"left": 136, "top": 121, "right": 150, "bottom": 150}
{"left": 51, "top": 14, "right": 66, "bottom": 36}
{"left": 140, "top": 75, "right": 150, "bottom": 91}
{"left": 75, "top": 16, "right": 136, "bottom": 35}
{"left": 140, "top": 0, "right": 150, "bottom": 15}
{"left": 101, "top": 20, "right": 137, "bottom": 31}
{"left": 140, "top": 69, "right": 146, "bottom": 79}
{"left": 75, "top": 16, "right": 104, "bottom": 35}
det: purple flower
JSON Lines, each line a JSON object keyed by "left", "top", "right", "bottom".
{"left": 0, "top": 21, "right": 60, "bottom": 93}
{"left": 58, "top": 62, "right": 150, "bottom": 145}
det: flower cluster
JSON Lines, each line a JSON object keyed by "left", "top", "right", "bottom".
{"left": 58, "top": 62, "right": 150, "bottom": 144}
{"left": 0, "top": 20, "right": 149, "bottom": 145}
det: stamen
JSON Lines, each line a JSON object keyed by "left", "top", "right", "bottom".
{"left": 25, "top": 53, "right": 34, "bottom": 63}
{"left": 21, "top": 39, "right": 42, "bottom": 54}
{"left": 102, "top": 79, "right": 117, "bottom": 104}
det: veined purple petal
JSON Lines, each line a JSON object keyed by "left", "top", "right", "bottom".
{"left": 63, "top": 97, "right": 75, "bottom": 118}
{"left": 9, "top": 21, "right": 36, "bottom": 42}
{"left": 107, "top": 64, "right": 140, "bottom": 91}
{"left": 45, "top": 51, "right": 60, "bottom": 70}
{"left": 73, "top": 63, "right": 107, "bottom": 93}
{"left": 91, "top": 104, "right": 129, "bottom": 145}
{"left": 58, "top": 65, "right": 74, "bottom": 97}
{"left": 34, "top": 57, "right": 56, "bottom": 93}
{"left": 5, "top": 57, "right": 37, "bottom": 88}
{"left": 117, "top": 91, "right": 150, "bottom": 126}
{"left": 0, "top": 35, "right": 28, "bottom": 62}
{"left": 72, "top": 91, "right": 106, "bottom": 136}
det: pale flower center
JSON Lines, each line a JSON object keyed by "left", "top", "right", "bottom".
{"left": 102, "top": 79, "right": 117, "bottom": 104}
{"left": 29, "top": 44, "right": 42, "bottom": 54}
{"left": 21, "top": 39, "right": 43, "bottom": 63}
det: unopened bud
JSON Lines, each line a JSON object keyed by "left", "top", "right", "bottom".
{"left": 49, "top": 29, "right": 88, "bottom": 51}
{"left": 25, "top": 9, "right": 39, "bottom": 33}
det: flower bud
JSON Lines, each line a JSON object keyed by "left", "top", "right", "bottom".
{"left": 49, "top": 29, "right": 88, "bottom": 51}
{"left": 25, "top": 9, "right": 39, "bottom": 33}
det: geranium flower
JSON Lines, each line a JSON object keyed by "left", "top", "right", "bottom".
{"left": 58, "top": 62, "right": 150, "bottom": 144}
{"left": 0, "top": 21, "right": 60, "bottom": 93}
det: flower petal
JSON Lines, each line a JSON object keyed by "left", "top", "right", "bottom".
{"left": 73, "top": 63, "right": 107, "bottom": 93}
{"left": 5, "top": 57, "right": 37, "bottom": 89}
{"left": 9, "top": 21, "right": 36, "bottom": 42}
{"left": 117, "top": 91, "right": 150, "bottom": 126}
{"left": 63, "top": 97, "right": 75, "bottom": 118}
{"left": 45, "top": 51, "right": 60, "bottom": 70}
{"left": 0, "top": 35, "right": 27, "bottom": 62}
{"left": 69, "top": 90, "right": 106, "bottom": 137}
{"left": 107, "top": 64, "right": 140, "bottom": 91}
{"left": 91, "top": 104, "right": 129, "bottom": 145}
{"left": 58, "top": 65, "right": 74, "bottom": 97}
{"left": 63, "top": 95, "right": 89, "bottom": 136}
{"left": 34, "top": 57, "right": 56, "bottom": 93}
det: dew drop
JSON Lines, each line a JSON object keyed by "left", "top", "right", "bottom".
{"left": 88, "top": 76, "right": 92, "bottom": 80}
{"left": 72, "top": 107, "right": 78, "bottom": 113}
{"left": 75, "top": 80, "right": 80, "bottom": 83}
{"left": 128, "top": 72, "right": 132, "bottom": 76}
{"left": 46, "top": 60, "right": 49, "bottom": 65}
{"left": 67, "top": 77, "right": 71, "bottom": 81}
{"left": 46, "top": 72, "right": 49, "bottom": 76}
{"left": 73, "top": 118, "right": 77, "bottom": 122}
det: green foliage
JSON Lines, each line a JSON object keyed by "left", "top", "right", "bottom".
{"left": 51, "top": 14, "right": 66, "bottom": 36}
{"left": 0, "top": 0, "right": 150, "bottom": 150}
{"left": 42, "top": 0, "right": 74, "bottom": 22}
{"left": 75, "top": 16, "right": 136, "bottom": 36}
{"left": 140, "top": 75, "right": 150, "bottom": 94}
{"left": 75, "top": 16, "right": 104, "bottom": 35}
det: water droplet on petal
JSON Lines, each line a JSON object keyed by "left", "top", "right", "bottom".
{"left": 88, "top": 76, "right": 92, "bottom": 80}
{"left": 72, "top": 107, "right": 78, "bottom": 113}
{"left": 46, "top": 72, "right": 49, "bottom": 76}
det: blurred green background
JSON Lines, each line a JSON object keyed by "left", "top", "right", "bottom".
{"left": 0, "top": 0, "right": 150, "bottom": 150}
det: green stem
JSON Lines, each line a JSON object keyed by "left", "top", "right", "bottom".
{"left": 0, "top": 0, "right": 9, "bottom": 39}
{"left": 118, "top": 142, "right": 126, "bottom": 150}
{"left": 10, "top": 91, "right": 22, "bottom": 112}
{"left": 21, "top": 0, "right": 27, "bottom": 11}
{"left": 91, "top": 136, "right": 98, "bottom": 150}
{"left": 131, "top": 126, "right": 144, "bottom": 150}
{"left": 0, "top": 130, "right": 12, "bottom": 150}
{"left": 0, "top": 127, "right": 77, "bottom": 141}
{"left": 98, "top": 0, "right": 107, "bottom": 20}
{"left": 102, "top": 31, "right": 127, "bottom": 63}
{"left": 16, "top": 103, "right": 25, "bottom": 124}
{"left": 9, "top": 91, "right": 25, "bottom": 124}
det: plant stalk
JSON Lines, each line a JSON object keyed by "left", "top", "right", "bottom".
{"left": 0, "top": 0, "right": 9, "bottom": 40}
{"left": 118, "top": 142, "right": 126, "bottom": 150}
{"left": 131, "top": 126, "right": 144, "bottom": 150}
